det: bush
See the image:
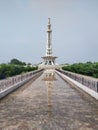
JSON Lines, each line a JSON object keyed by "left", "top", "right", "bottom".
{"left": 0, "top": 64, "right": 38, "bottom": 79}
{"left": 62, "top": 62, "right": 98, "bottom": 78}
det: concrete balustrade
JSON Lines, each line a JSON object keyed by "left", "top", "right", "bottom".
{"left": 0, "top": 69, "right": 43, "bottom": 99}
{"left": 57, "top": 69, "right": 98, "bottom": 93}
{"left": 56, "top": 69, "right": 98, "bottom": 100}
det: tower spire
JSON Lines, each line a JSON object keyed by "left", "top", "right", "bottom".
{"left": 48, "top": 17, "right": 50, "bottom": 24}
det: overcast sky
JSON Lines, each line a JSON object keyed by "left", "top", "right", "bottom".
{"left": 0, "top": 0, "right": 98, "bottom": 64}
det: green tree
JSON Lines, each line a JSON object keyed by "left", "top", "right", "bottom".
{"left": 62, "top": 62, "right": 98, "bottom": 78}
{"left": 0, "top": 63, "right": 38, "bottom": 79}
{"left": 0, "top": 64, "right": 11, "bottom": 79}
{"left": 9, "top": 58, "right": 26, "bottom": 66}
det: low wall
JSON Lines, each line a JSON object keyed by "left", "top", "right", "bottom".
{"left": 56, "top": 70, "right": 98, "bottom": 100}
{"left": 38, "top": 64, "right": 61, "bottom": 69}
{"left": 0, "top": 69, "right": 43, "bottom": 99}
{"left": 57, "top": 69, "right": 98, "bottom": 93}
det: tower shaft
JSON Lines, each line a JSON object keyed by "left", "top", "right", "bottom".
{"left": 46, "top": 18, "right": 52, "bottom": 56}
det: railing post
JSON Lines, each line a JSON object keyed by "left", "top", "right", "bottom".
{"left": 97, "top": 82, "right": 98, "bottom": 93}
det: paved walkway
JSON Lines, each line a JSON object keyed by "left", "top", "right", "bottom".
{"left": 0, "top": 70, "right": 98, "bottom": 130}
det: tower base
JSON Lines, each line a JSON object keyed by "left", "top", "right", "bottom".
{"left": 38, "top": 64, "right": 61, "bottom": 69}
{"left": 42, "top": 56, "right": 57, "bottom": 65}
{"left": 38, "top": 55, "right": 60, "bottom": 69}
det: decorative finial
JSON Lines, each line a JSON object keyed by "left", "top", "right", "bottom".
{"left": 48, "top": 17, "right": 51, "bottom": 24}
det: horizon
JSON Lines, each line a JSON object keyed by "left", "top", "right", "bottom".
{"left": 0, "top": 57, "right": 98, "bottom": 65}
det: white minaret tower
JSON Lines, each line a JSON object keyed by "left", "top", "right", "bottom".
{"left": 38, "top": 18, "right": 60, "bottom": 69}
{"left": 42, "top": 18, "right": 57, "bottom": 66}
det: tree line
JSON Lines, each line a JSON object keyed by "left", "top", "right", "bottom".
{"left": 0, "top": 59, "right": 38, "bottom": 79}
{"left": 62, "top": 62, "right": 98, "bottom": 78}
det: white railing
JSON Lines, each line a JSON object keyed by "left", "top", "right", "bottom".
{"left": 0, "top": 69, "right": 43, "bottom": 93}
{"left": 57, "top": 69, "right": 98, "bottom": 93}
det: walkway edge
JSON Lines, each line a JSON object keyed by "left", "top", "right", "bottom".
{"left": 0, "top": 70, "right": 43, "bottom": 99}
{"left": 56, "top": 71, "right": 98, "bottom": 100}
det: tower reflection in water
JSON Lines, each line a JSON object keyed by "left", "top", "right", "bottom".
{"left": 43, "top": 69, "right": 57, "bottom": 118}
